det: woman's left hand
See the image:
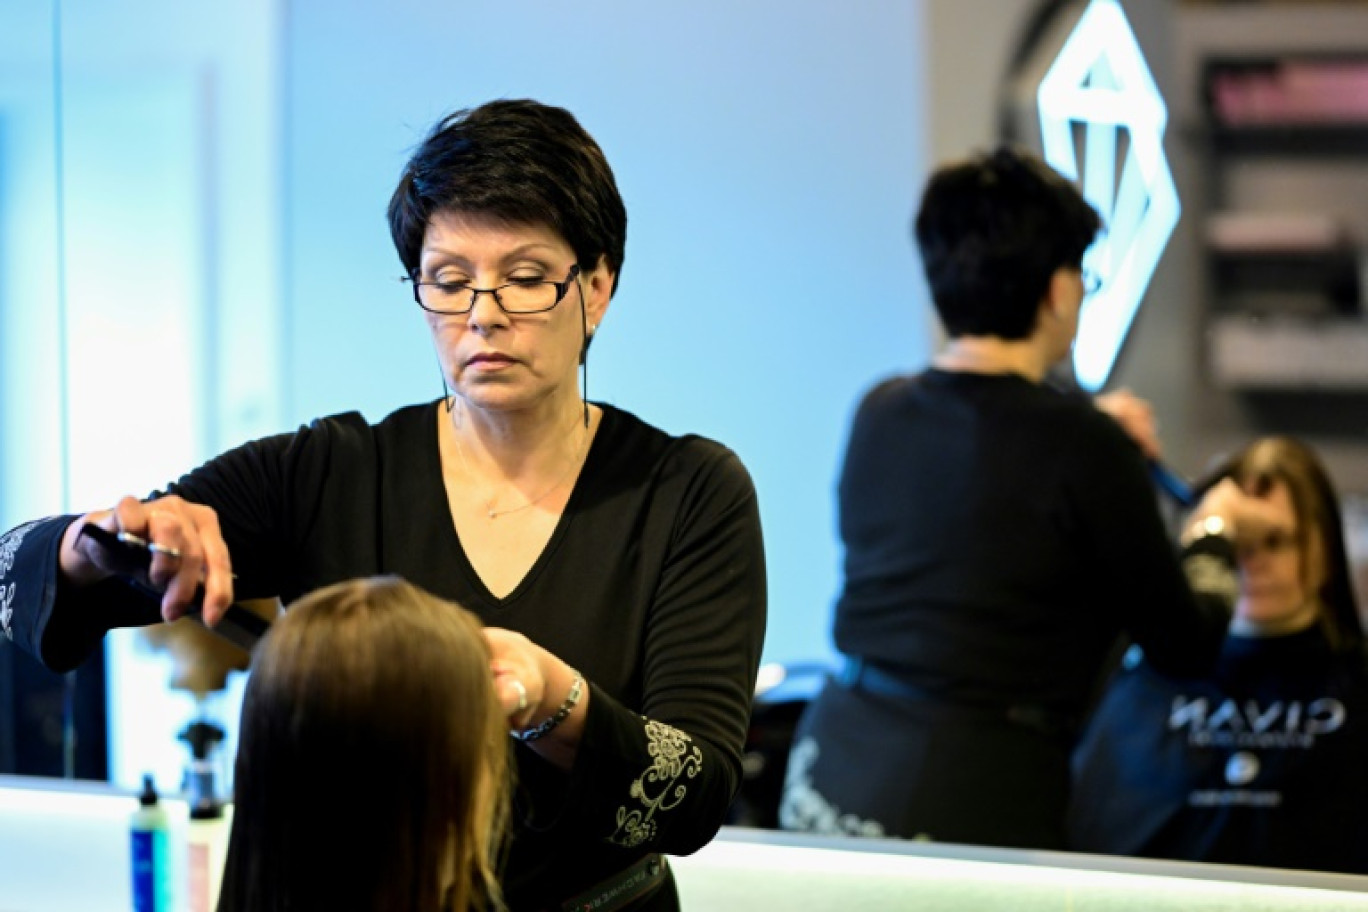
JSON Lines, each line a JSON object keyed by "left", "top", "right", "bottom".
{"left": 485, "top": 628, "right": 546, "bottom": 730}
{"left": 1095, "top": 388, "right": 1162, "bottom": 461}
{"left": 484, "top": 627, "right": 589, "bottom": 767}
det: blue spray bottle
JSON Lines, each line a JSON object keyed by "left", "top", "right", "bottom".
{"left": 130, "top": 773, "right": 172, "bottom": 911}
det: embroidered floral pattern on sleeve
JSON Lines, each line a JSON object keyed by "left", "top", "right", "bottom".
{"left": 778, "top": 737, "right": 887, "bottom": 837}
{"left": 608, "top": 720, "right": 703, "bottom": 848}
{"left": 0, "top": 521, "right": 40, "bottom": 641}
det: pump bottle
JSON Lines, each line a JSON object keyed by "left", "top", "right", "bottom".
{"left": 130, "top": 773, "right": 171, "bottom": 911}
{"left": 182, "top": 720, "right": 230, "bottom": 912}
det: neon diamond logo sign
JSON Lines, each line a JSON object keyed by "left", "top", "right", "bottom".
{"left": 1038, "top": 0, "right": 1180, "bottom": 392}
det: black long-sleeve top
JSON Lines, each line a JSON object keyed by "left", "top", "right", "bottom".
{"left": 833, "top": 370, "right": 1231, "bottom": 721}
{"left": 0, "top": 401, "right": 768, "bottom": 910}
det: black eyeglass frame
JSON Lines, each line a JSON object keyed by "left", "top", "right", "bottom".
{"left": 405, "top": 264, "right": 582, "bottom": 315}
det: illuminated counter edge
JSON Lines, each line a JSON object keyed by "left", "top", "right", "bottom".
{"left": 673, "top": 825, "right": 1368, "bottom": 911}
{"left": 4, "top": 777, "right": 1367, "bottom": 912}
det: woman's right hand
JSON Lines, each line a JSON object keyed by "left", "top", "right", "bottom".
{"left": 1183, "top": 478, "right": 1289, "bottom": 548}
{"left": 59, "top": 495, "right": 235, "bottom": 624}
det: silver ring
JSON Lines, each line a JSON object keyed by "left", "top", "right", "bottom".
{"left": 510, "top": 678, "right": 528, "bottom": 713}
{"left": 117, "top": 532, "right": 182, "bottom": 560}
{"left": 147, "top": 541, "right": 183, "bottom": 560}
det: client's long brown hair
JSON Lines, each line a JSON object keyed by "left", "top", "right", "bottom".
{"left": 218, "top": 576, "right": 508, "bottom": 911}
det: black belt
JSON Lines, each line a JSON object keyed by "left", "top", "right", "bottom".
{"left": 556, "top": 853, "right": 668, "bottom": 912}
{"left": 838, "top": 658, "right": 1078, "bottom": 738}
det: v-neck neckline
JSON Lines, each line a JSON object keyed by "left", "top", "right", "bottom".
{"left": 428, "top": 399, "right": 610, "bottom": 608}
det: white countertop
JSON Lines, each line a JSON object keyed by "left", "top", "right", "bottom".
{"left": 4, "top": 775, "right": 1367, "bottom": 911}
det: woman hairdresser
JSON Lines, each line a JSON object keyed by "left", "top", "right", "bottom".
{"left": 0, "top": 99, "right": 767, "bottom": 911}
{"left": 779, "top": 146, "right": 1274, "bottom": 850}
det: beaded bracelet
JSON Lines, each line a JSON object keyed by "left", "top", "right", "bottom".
{"left": 512, "top": 669, "right": 584, "bottom": 742}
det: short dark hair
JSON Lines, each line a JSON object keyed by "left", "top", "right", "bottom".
{"left": 219, "top": 577, "right": 509, "bottom": 912}
{"left": 1217, "top": 437, "right": 1364, "bottom": 654}
{"left": 914, "top": 145, "right": 1101, "bottom": 340}
{"left": 388, "top": 99, "right": 627, "bottom": 298}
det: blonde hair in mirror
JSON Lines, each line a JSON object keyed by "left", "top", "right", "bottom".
{"left": 218, "top": 576, "right": 509, "bottom": 912}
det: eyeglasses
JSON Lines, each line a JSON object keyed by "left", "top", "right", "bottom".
{"left": 1081, "top": 269, "right": 1103, "bottom": 296}
{"left": 406, "top": 264, "right": 581, "bottom": 315}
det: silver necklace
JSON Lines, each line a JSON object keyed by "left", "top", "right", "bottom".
{"left": 451, "top": 407, "right": 588, "bottom": 519}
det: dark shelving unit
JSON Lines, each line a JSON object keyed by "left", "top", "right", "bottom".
{"left": 1196, "top": 53, "right": 1368, "bottom": 391}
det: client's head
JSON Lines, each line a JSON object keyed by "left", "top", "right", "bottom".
{"left": 219, "top": 576, "right": 508, "bottom": 912}
{"left": 1217, "top": 437, "right": 1363, "bottom": 652}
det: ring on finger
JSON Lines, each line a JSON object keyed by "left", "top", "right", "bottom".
{"left": 116, "top": 531, "right": 183, "bottom": 561}
{"left": 510, "top": 678, "right": 529, "bottom": 713}
{"left": 143, "top": 508, "right": 183, "bottom": 559}
{"left": 147, "top": 541, "right": 183, "bottom": 560}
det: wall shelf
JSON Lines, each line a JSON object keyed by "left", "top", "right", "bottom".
{"left": 1207, "top": 247, "right": 1362, "bottom": 312}
{"left": 1208, "top": 314, "right": 1368, "bottom": 391}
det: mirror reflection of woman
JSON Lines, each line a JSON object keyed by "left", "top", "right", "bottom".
{"left": 0, "top": 99, "right": 767, "bottom": 911}
{"left": 1070, "top": 438, "right": 1368, "bottom": 873}
{"left": 779, "top": 146, "right": 1272, "bottom": 851}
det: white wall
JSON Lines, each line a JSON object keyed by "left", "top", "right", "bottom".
{"left": 924, "top": 0, "right": 1043, "bottom": 166}
{"left": 281, "top": 0, "right": 936, "bottom": 668}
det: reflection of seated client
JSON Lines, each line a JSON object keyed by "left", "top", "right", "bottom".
{"left": 1070, "top": 438, "right": 1368, "bottom": 874}
{"left": 219, "top": 576, "right": 508, "bottom": 911}
{"left": 779, "top": 146, "right": 1267, "bottom": 850}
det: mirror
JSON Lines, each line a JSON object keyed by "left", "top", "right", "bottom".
{"left": 8, "top": 0, "right": 1364, "bottom": 885}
